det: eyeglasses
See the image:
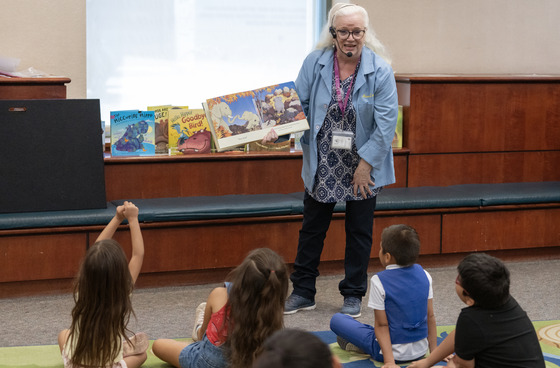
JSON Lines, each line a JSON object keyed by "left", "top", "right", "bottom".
{"left": 336, "top": 29, "right": 365, "bottom": 40}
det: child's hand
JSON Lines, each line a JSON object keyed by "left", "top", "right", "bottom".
{"left": 444, "top": 354, "right": 455, "bottom": 363}
{"left": 381, "top": 363, "right": 401, "bottom": 368}
{"left": 116, "top": 204, "right": 126, "bottom": 221}
{"left": 122, "top": 201, "right": 139, "bottom": 220}
{"left": 444, "top": 355, "right": 456, "bottom": 367}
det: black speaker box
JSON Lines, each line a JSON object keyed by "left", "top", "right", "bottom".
{"left": 0, "top": 99, "right": 106, "bottom": 213}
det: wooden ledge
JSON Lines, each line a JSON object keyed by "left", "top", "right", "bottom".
{"left": 395, "top": 74, "right": 560, "bottom": 83}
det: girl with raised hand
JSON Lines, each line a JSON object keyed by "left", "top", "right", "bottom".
{"left": 58, "top": 201, "right": 147, "bottom": 368}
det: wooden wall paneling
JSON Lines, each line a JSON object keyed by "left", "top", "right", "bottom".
{"left": 441, "top": 208, "right": 560, "bottom": 253}
{"left": 405, "top": 82, "right": 560, "bottom": 154}
{"left": 373, "top": 214, "right": 441, "bottom": 255}
{"left": 104, "top": 154, "right": 305, "bottom": 200}
{"left": 0, "top": 233, "right": 86, "bottom": 282}
{"left": 104, "top": 150, "right": 410, "bottom": 200}
{"left": 407, "top": 151, "right": 560, "bottom": 187}
{"left": 388, "top": 151, "right": 408, "bottom": 188}
{"left": 102, "top": 217, "right": 305, "bottom": 274}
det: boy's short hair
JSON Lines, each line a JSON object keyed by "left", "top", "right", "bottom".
{"left": 457, "top": 253, "right": 510, "bottom": 308}
{"left": 380, "top": 224, "right": 420, "bottom": 266}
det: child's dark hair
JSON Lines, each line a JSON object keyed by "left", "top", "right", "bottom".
{"left": 68, "top": 239, "right": 135, "bottom": 367}
{"left": 253, "top": 329, "right": 334, "bottom": 368}
{"left": 380, "top": 224, "right": 420, "bottom": 266}
{"left": 457, "top": 253, "right": 510, "bottom": 308}
{"left": 224, "top": 248, "right": 289, "bottom": 368}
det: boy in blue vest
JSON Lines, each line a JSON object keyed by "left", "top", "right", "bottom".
{"left": 330, "top": 224, "right": 437, "bottom": 367}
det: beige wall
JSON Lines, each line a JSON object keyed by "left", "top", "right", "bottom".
{"left": 1, "top": 0, "right": 559, "bottom": 100}
{"left": 0, "top": 0, "right": 86, "bottom": 98}
{"left": 354, "top": 0, "right": 560, "bottom": 74}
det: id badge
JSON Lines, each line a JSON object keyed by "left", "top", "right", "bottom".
{"left": 331, "top": 130, "right": 354, "bottom": 150}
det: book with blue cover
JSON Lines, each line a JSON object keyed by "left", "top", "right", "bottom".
{"left": 110, "top": 110, "right": 156, "bottom": 156}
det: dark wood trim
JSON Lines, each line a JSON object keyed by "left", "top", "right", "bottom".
{"left": 0, "top": 77, "right": 71, "bottom": 99}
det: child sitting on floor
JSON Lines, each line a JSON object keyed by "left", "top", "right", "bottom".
{"left": 152, "top": 247, "right": 289, "bottom": 368}
{"left": 331, "top": 224, "right": 437, "bottom": 368}
{"left": 408, "top": 253, "right": 545, "bottom": 368}
{"left": 58, "top": 201, "right": 148, "bottom": 368}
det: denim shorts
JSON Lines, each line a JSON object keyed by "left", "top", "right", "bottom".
{"left": 178, "top": 334, "right": 227, "bottom": 368}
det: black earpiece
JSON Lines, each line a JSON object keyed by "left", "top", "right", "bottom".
{"left": 329, "top": 26, "right": 336, "bottom": 38}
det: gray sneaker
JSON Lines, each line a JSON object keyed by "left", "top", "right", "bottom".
{"left": 337, "top": 336, "right": 365, "bottom": 354}
{"left": 341, "top": 297, "right": 361, "bottom": 318}
{"left": 284, "top": 293, "right": 316, "bottom": 315}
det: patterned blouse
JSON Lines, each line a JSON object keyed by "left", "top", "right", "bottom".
{"left": 310, "top": 60, "right": 382, "bottom": 203}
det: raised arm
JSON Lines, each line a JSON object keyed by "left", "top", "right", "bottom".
{"left": 95, "top": 204, "right": 126, "bottom": 242}
{"left": 122, "top": 201, "right": 144, "bottom": 284}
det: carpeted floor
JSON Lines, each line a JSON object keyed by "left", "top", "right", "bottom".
{"left": 1, "top": 321, "right": 559, "bottom": 367}
{"left": 1, "top": 258, "right": 559, "bottom": 366}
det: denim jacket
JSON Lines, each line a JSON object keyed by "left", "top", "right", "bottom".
{"left": 295, "top": 46, "right": 398, "bottom": 192}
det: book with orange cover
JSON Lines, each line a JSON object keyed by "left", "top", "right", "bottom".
{"left": 202, "top": 81, "right": 309, "bottom": 152}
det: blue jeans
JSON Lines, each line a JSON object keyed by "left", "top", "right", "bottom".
{"left": 179, "top": 335, "right": 227, "bottom": 368}
{"left": 290, "top": 192, "right": 376, "bottom": 300}
{"left": 330, "top": 312, "right": 383, "bottom": 361}
{"left": 330, "top": 313, "right": 425, "bottom": 364}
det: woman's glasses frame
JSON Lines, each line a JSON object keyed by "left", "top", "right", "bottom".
{"left": 335, "top": 29, "right": 366, "bottom": 40}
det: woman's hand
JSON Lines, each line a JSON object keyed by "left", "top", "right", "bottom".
{"left": 352, "top": 159, "right": 374, "bottom": 199}
{"left": 261, "top": 128, "right": 278, "bottom": 144}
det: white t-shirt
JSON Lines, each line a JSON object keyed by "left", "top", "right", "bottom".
{"left": 367, "top": 264, "right": 433, "bottom": 361}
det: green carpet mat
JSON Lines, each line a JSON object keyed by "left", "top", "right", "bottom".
{"left": 1, "top": 321, "right": 559, "bottom": 367}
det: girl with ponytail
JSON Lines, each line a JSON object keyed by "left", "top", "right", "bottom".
{"left": 153, "top": 248, "right": 289, "bottom": 368}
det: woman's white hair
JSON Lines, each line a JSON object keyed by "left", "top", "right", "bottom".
{"left": 315, "top": 3, "right": 392, "bottom": 65}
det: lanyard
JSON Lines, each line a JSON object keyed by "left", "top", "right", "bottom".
{"left": 333, "top": 51, "right": 356, "bottom": 116}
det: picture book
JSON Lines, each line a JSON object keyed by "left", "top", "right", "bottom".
{"left": 147, "top": 105, "right": 171, "bottom": 154}
{"left": 392, "top": 105, "right": 403, "bottom": 149}
{"left": 110, "top": 110, "right": 155, "bottom": 156}
{"left": 203, "top": 81, "right": 309, "bottom": 152}
{"left": 168, "top": 108, "right": 213, "bottom": 155}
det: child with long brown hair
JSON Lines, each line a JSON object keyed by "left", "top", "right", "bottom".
{"left": 153, "top": 247, "right": 289, "bottom": 368}
{"left": 58, "top": 201, "right": 147, "bottom": 368}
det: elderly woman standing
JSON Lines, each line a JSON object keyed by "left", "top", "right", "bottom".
{"left": 275, "top": 3, "right": 398, "bottom": 318}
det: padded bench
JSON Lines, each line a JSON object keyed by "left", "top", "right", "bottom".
{"left": 1, "top": 182, "right": 559, "bottom": 231}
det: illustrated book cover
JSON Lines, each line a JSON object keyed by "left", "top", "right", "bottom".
{"left": 168, "top": 108, "right": 213, "bottom": 155}
{"left": 110, "top": 110, "right": 155, "bottom": 156}
{"left": 202, "top": 81, "right": 309, "bottom": 152}
{"left": 147, "top": 105, "right": 171, "bottom": 154}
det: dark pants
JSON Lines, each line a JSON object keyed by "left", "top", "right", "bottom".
{"left": 290, "top": 191, "right": 376, "bottom": 300}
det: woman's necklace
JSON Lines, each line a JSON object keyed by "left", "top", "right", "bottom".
{"left": 333, "top": 51, "right": 357, "bottom": 117}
